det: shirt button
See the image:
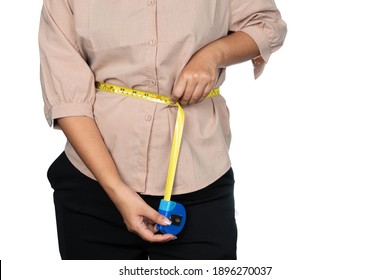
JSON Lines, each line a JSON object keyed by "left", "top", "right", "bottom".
{"left": 145, "top": 115, "right": 152, "bottom": 121}
{"left": 149, "top": 80, "right": 157, "bottom": 86}
{"left": 148, "top": 39, "right": 156, "bottom": 46}
{"left": 148, "top": 0, "right": 155, "bottom": 5}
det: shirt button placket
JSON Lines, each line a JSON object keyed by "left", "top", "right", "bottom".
{"left": 146, "top": 0, "right": 159, "bottom": 92}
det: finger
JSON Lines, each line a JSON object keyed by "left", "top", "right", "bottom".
{"left": 188, "top": 83, "right": 206, "bottom": 105}
{"left": 189, "top": 81, "right": 214, "bottom": 104}
{"left": 180, "top": 81, "right": 197, "bottom": 106}
{"left": 147, "top": 223, "right": 158, "bottom": 233}
{"left": 136, "top": 223, "right": 175, "bottom": 243}
{"left": 171, "top": 78, "right": 187, "bottom": 104}
{"left": 150, "top": 233, "right": 177, "bottom": 243}
{"left": 144, "top": 207, "right": 172, "bottom": 227}
{"left": 145, "top": 218, "right": 159, "bottom": 233}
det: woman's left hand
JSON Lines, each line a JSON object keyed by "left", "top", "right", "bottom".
{"left": 171, "top": 47, "right": 219, "bottom": 106}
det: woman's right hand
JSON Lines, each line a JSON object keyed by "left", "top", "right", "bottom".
{"left": 57, "top": 116, "right": 176, "bottom": 243}
{"left": 109, "top": 183, "right": 176, "bottom": 243}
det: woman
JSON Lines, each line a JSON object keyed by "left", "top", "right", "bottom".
{"left": 39, "top": 0, "right": 286, "bottom": 260}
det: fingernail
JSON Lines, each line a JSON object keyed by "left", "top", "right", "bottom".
{"left": 164, "top": 219, "right": 172, "bottom": 225}
{"left": 171, "top": 236, "right": 178, "bottom": 240}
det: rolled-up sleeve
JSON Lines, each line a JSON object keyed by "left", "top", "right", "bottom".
{"left": 230, "top": 0, "right": 287, "bottom": 78}
{"left": 39, "top": 0, "right": 95, "bottom": 127}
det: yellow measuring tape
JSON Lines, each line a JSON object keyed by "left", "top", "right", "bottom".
{"left": 95, "top": 82, "right": 220, "bottom": 201}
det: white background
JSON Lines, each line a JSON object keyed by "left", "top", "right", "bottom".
{"left": 1, "top": 0, "right": 389, "bottom": 279}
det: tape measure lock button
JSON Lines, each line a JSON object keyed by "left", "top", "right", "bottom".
{"left": 156, "top": 199, "right": 186, "bottom": 236}
{"left": 170, "top": 214, "right": 183, "bottom": 226}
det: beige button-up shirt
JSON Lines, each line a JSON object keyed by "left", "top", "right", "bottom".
{"left": 39, "top": 0, "right": 287, "bottom": 195}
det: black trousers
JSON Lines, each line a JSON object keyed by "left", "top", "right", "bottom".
{"left": 48, "top": 152, "right": 237, "bottom": 260}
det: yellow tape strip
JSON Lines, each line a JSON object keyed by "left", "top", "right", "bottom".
{"left": 96, "top": 82, "right": 220, "bottom": 105}
{"left": 95, "top": 82, "right": 219, "bottom": 201}
{"left": 163, "top": 104, "right": 184, "bottom": 201}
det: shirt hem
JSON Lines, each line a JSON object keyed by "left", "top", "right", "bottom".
{"left": 139, "top": 161, "right": 232, "bottom": 196}
{"left": 64, "top": 142, "right": 232, "bottom": 196}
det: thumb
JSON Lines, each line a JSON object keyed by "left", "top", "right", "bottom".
{"left": 145, "top": 207, "right": 172, "bottom": 226}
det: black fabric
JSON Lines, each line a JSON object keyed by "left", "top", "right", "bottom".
{"left": 48, "top": 152, "right": 237, "bottom": 260}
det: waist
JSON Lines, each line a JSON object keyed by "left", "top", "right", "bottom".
{"left": 95, "top": 82, "right": 220, "bottom": 105}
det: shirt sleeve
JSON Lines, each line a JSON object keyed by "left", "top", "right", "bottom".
{"left": 39, "top": 0, "right": 95, "bottom": 127}
{"left": 229, "top": 0, "right": 287, "bottom": 79}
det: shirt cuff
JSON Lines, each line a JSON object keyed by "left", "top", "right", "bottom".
{"left": 45, "top": 102, "right": 94, "bottom": 128}
{"left": 239, "top": 25, "right": 272, "bottom": 79}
